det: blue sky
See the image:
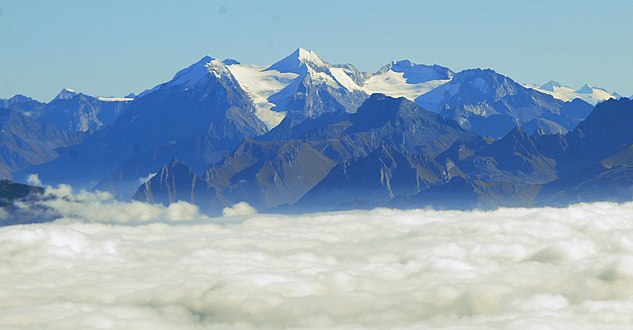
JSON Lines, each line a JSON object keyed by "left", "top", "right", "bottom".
{"left": 1, "top": 0, "right": 631, "bottom": 100}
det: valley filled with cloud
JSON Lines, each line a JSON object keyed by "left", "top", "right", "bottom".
{"left": 2, "top": 186, "right": 633, "bottom": 329}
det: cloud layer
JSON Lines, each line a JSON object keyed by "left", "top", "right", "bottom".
{"left": 3, "top": 189, "right": 633, "bottom": 329}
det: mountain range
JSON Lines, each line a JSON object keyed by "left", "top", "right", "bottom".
{"left": 1, "top": 48, "right": 630, "bottom": 217}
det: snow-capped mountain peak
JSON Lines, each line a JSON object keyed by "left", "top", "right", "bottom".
{"left": 53, "top": 88, "right": 80, "bottom": 101}
{"left": 169, "top": 56, "right": 217, "bottom": 86}
{"left": 206, "top": 58, "right": 233, "bottom": 79}
{"left": 362, "top": 60, "right": 453, "bottom": 101}
{"left": 265, "top": 48, "right": 328, "bottom": 74}
{"left": 138, "top": 56, "right": 239, "bottom": 98}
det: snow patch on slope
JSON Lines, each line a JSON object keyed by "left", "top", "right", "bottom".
{"left": 228, "top": 64, "right": 298, "bottom": 128}
{"left": 329, "top": 67, "right": 363, "bottom": 92}
{"left": 363, "top": 70, "right": 450, "bottom": 101}
{"left": 96, "top": 97, "right": 134, "bottom": 102}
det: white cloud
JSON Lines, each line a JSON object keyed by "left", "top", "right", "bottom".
{"left": 26, "top": 173, "right": 42, "bottom": 186}
{"left": 3, "top": 198, "right": 633, "bottom": 328}
{"left": 222, "top": 201, "right": 257, "bottom": 217}
{"left": 22, "top": 184, "right": 212, "bottom": 224}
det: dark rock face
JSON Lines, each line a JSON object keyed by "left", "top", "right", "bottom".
{"left": 133, "top": 159, "right": 213, "bottom": 209}
{"left": 134, "top": 94, "right": 476, "bottom": 213}
{"left": 204, "top": 140, "right": 336, "bottom": 211}
{"left": 131, "top": 95, "right": 633, "bottom": 213}
{"left": 0, "top": 109, "right": 83, "bottom": 179}
{"left": 297, "top": 145, "right": 442, "bottom": 211}
{"left": 537, "top": 98, "right": 633, "bottom": 205}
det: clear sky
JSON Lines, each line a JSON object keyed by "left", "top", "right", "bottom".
{"left": 1, "top": 0, "right": 631, "bottom": 101}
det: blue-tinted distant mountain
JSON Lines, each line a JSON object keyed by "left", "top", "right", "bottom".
{"left": 561, "top": 98, "right": 633, "bottom": 174}
{"left": 296, "top": 144, "right": 444, "bottom": 211}
{"left": 415, "top": 69, "right": 593, "bottom": 138}
{"left": 0, "top": 109, "right": 83, "bottom": 179}
{"left": 26, "top": 56, "right": 267, "bottom": 192}
{"left": 295, "top": 98, "right": 633, "bottom": 212}
{"left": 136, "top": 94, "right": 475, "bottom": 213}
{"left": 202, "top": 139, "right": 336, "bottom": 211}
{"left": 0, "top": 94, "right": 45, "bottom": 116}
{"left": 9, "top": 48, "right": 633, "bottom": 213}
{"left": 527, "top": 81, "right": 618, "bottom": 105}
{"left": 94, "top": 134, "right": 234, "bottom": 198}
{"left": 37, "top": 89, "right": 132, "bottom": 133}
{"left": 387, "top": 60, "right": 454, "bottom": 84}
{"left": 538, "top": 98, "right": 633, "bottom": 204}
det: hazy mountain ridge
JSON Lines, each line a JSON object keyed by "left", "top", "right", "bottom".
{"left": 3, "top": 48, "right": 628, "bottom": 214}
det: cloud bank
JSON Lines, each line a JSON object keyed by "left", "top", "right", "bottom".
{"left": 3, "top": 188, "right": 633, "bottom": 329}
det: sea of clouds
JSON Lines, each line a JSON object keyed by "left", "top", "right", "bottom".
{"left": 2, "top": 184, "right": 633, "bottom": 329}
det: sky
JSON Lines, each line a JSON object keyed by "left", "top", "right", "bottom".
{"left": 0, "top": 0, "right": 632, "bottom": 101}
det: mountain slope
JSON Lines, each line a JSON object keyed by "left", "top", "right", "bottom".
{"left": 133, "top": 159, "right": 213, "bottom": 208}
{"left": 202, "top": 139, "right": 336, "bottom": 211}
{"left": 134, "top": 94, "right": 474, "bottom": 213}
{"left": 538, "top": 98, "right": 633, "bottom": 204}
{"left": 27, "top": 56, "right": 267, "bottom": 191}
{"left": 296, "top": 145, "right": 443, "bottom": 211}
{"left": 362, "top": 60, "right": 453, "bottom": 101}
{"left": 528, "top": 81, "right": 618, "bottom": 105}
{"left": 0, "top": 109, "right": 83, "bottom": 178}
{"left": 0, "top": 94, "right": 45, "bottom": 116}
{"left": 415, "top": 69, "right": 593, "bottom": 138}
{"left": 264, "top": 48, "right": 368, "bottom": 121}
{"left": 37, "top": 89, "right": 132, "bottom": 133}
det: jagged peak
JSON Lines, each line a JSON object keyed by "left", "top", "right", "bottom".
{"left": 53, "top": 88, "right": 81, "bottom": 101}
{"left": 265, "top": 48, "right": 328, "bottom": 74}
{"left": 449, "top": 68, "right": 521, "bottom": 97}
{"left": 390, "top": 59, "right": 415, "bottom": 68}
{"left": 169, "top": 56, "right": 217, "bottom": 85}
{"left": 453, "top": 68, "right": 502, "bottom": 80}
{"left": 137, "top": 56, "right": 236, "bottom": 97}
{"left": 222, "top": 58, "right": 241, "bottom": 65}
{"left": 295, "top": 48, "right": 326, "bottom": 66}
{"left": 366, "top": 92, "right": 407, "bottom": 104}
{"left": 576, "top": 84, "right": 594, "bottom": 94}
{"left": 377, "top": 60, "right": 454, "bottom": 82}
{"left": 354, "top": 93, "right": 409, "bottom": 116}
{"left": 539, "top": 80, "right": 563, "bottom": 91}
{"left": 7, "top": 94, "right": 34, "bottom": 103}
